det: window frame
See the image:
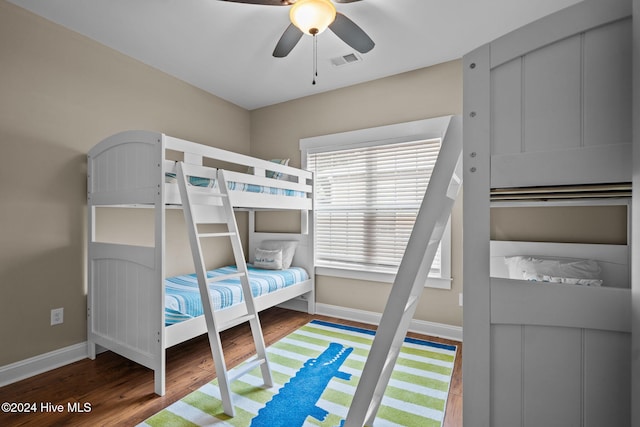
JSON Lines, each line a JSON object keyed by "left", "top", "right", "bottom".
{"left": 300, "top": 116, "right": 454, "bottom": 289}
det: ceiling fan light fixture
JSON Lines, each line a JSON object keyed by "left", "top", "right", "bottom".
{"left": 289, "top": 0, "right": 336, "bottom": 35}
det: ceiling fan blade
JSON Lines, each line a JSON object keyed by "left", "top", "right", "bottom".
{"left": 333, "top": 0, "right": 364, "bottom": 3}
{"left": 329, "top": 12, "right": 374, "bottom": 53}
{"left": 218, "top": 0, "right": 290, "bottom": 5}
{"left": 273, "top": 23, "right": 304, "bottom": 57}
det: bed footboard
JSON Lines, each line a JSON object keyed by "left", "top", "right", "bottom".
{"left": 87, "top": 242, "right": 166, "bottom": 394}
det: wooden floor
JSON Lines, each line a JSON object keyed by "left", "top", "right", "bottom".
{"left": 0, "top": 307, "right": 462, "bottom": 426}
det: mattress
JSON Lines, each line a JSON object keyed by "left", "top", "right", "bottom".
{"left": 165, "top": 173, "right": 306, "bottom": 198}
{"left": 164, "top": 264, "right": 309, "bottom": 326}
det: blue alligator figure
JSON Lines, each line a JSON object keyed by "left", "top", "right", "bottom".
{"left": 250, "top": 342, "right": 353, "bottom": 427}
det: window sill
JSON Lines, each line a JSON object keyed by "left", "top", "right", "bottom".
{"left": 315, "top": 266, "right": 452, "bottom": 290}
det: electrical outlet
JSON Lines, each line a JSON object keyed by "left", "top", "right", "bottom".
{"left": 51, "top": 308, "right": 64, "bottom": 325}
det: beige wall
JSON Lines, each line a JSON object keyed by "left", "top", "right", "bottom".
{"left": 0, "top": 1, "right": 250, "bottom": 366}
{"left": 491, "top": 205, "right": 628, "bottom": 245}
{"left": 250, "top": 60, "right": 464, "bottom": 327}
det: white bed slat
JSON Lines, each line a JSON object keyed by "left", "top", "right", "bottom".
{"left": 583, "top": 330, "right": 631, "bottom": 426}
{"left": 223, "top": 170, "right": 312, "bottom": 194}
{"left": 491, "top": 278, "right": 631, "bottom": 332}
{"left": 491, "top": 143, "right": 632, "bottom": 188}
{"left": 165, "top": 135, "right": 312, "bottom": 181}
{"left": 583, "top": 19, "right": 633, "bottom": 148}
{"left": 172, "top": 161, "right": 312, "bottom": 193}
{"left": 522, "top": 326, "right": 582, "bottom": 426}
{"left": 229, "top": 191, "right": 312, "bottom": 211}
{"left": 89, "top": 189, "right": 157, "bottom": 206}
{"left": 490, "top": 325, "right": 522, "bottom": 427}
{"left": 523, "top": 35, "right": 581, "bottom": 152}
{"left": 490, "top": 57, "right": 521, "bottom": 155}
{"left": 165, "top": 316, "right": 206, "bottom": 348}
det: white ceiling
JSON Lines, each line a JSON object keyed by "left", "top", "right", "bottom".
{"left": 10, "top": 0, "right": 582, "bottom": 110}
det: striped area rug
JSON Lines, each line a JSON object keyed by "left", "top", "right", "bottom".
{"left": 139, "top": 320, "right": 456, "bottom": 427}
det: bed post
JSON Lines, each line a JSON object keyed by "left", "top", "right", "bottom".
{"left": 463, "top": 43, "right": 492, "bottom": 427}
{"left": 154, "top": 134, "right": 167, "bottom": 396}
{"left": 86, "top": 154, "right": 97, "bottom": 360}
{"left": 632, "top": 0, "right": 640, "bottom": 422}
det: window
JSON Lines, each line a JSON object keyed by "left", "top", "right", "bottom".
{"left": 300, "top": 117, "right": 453, "bottom": 289}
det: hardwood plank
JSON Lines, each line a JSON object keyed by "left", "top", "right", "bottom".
{"left": 0, "top": 307, "right": 462, "bottom": 426}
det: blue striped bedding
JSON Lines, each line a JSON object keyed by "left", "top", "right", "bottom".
{"left": 165, "top": 264, "right": 309, "bottom": 326}
{"left": 165, "top": 173, "right": 306, "bottom": 198}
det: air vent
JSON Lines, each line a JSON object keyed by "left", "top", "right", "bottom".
{"left": 331, "top": 52, "right": 362, "bottom": 67}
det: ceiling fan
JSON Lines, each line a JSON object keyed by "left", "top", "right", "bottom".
{"left": 219, "top": 0, "right": 375, "bottom": 58}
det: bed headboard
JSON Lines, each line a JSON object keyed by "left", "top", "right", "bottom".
{"left": 490, "top": 240, "right": 629, "bottom": 289}
{"left": 487, "top": 14, "right": 632, "bottom": 189}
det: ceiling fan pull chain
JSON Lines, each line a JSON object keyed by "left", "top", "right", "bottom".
{"left": 312, "top": 32, "right": 317, "bottom": 85}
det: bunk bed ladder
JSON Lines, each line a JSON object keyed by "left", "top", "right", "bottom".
{"left": 176, "top": 162, "right": 273, "bottom": 417}
{"left": 344, "top": 116, "right": 462, "bottom": 427}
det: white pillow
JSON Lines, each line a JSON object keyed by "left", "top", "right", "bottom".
{"left": 258, "top": 240, "right": 298, "bottom": 269}
{"left": 522, "top": 272, "right": 603, "bottom": 287}
{"left": 254, "top": 248, "right": 283, "bottom": 270}
{"left": 505, "top": 256, "right": 602, "bottom": 285}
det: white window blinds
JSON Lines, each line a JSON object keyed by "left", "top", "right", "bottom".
{"left": 307, "top": 138, "right": 442, "bottom": 274}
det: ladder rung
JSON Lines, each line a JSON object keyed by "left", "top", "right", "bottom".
{"left": 446, "top": 189, "right": 460, "bottom": 201}
{"left": 186, "top": 190, "right": 228, "bottom": 198}
{"left": 433, "top": 223, "right": 446, "bottom": 236}
{"left": 198, "top": 231, "right": 236, "bottom": 238}
{"left": 381, "top": 348, "right": 400, "bottom": 380}
{"left": 207, "top": 272, "right": 245, "bottom": 284}
{"left": 404, "top": 295, "right": 419, "bottom": 313}
{"left": 228, "top": 357, "right": 267, "bottom": 383}
{"left": 194, "top": 220, "right": 227, "bottom": 225}
{"left": 217, "top": 313, "right": 256, "bottom": 331}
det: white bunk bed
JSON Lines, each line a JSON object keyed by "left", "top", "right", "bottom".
{"left": 86, "top": 130, "right": 314, "bottom": 396}
{"left": 463, "top": 0, "right": 632, "bottom": 425}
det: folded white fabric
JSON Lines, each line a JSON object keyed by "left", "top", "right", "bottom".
{"left": 505, "top": 256, "right": 603, "bottom": 286}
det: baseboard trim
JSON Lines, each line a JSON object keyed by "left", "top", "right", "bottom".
{"left": 0, "top": 342, "right": 88, "bottom": 388}
{"left": 315, "top": 303, "right": 463, "bottom": 342}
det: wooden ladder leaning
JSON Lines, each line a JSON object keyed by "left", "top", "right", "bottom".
{"left": 344, "top": 116, "right": 463, "bottom": 427}
{"left": 176, "top": 162, "right": 273, "bottom": 417}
